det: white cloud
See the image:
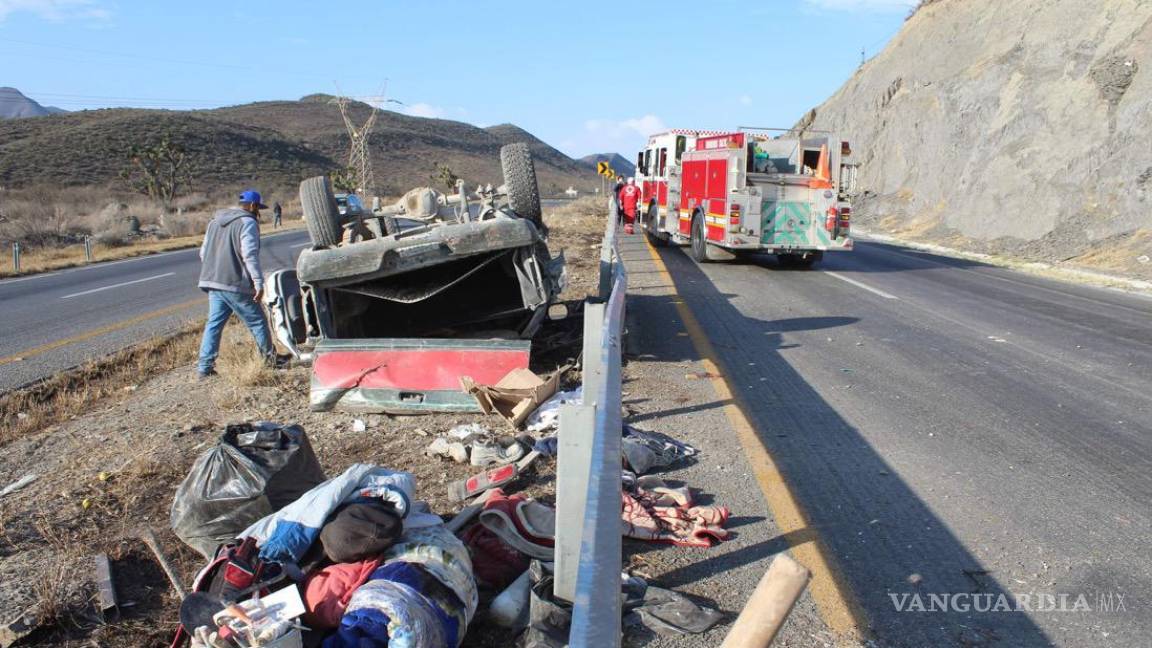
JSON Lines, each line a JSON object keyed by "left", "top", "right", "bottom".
{"left": 400, "top": 102, "right": 448, "bottom": 119}
{"left": 739, "top": 94, "right": 753, "bottom": 106}
{"left": 0, "top": 0, "right": 109, "bottom": 21}
{"left": 576, "top": 114, "right": 667, "bottom": 156}
{"left": 803, "top": 0, "right": 916, "bottom": 12}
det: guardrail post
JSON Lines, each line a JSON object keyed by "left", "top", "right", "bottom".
{"left": 553, "top": 400, "right": 598, "bottom": 601}
{"left": 12, "top": 242, "right": 20, "bottom": 274}
{"left": 84, "top": 236, "right": 93, "bottom": 262}
{"left": 554, "top": 300, "right": 607, "bottom": 602}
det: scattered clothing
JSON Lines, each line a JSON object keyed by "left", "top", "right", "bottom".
{"left": 320, "top": 501, "right": 403, "bottom": 563}
{"left": 325, "top": 579, "right": 447, "bottom": 648}
{"left": 624, "top": 580, "right": 724, "bottom": 636}
{"left": 524, "top": 388, "right": 582, "bottom": 433}
{"left": 382, "top": 524, "right": 479, "bottom": 629}
{"left": 241, "top": 464, "right": 441, "bottom": 565}
{"left": 462, "top": 490, "right": 555, "bottom": 589}
{"left": 304, "top": 558, "right": 383, "bottom": 630}
{"left": 621, "top": 478, "right": 729, "bottom": 548}
{"left": 532, "top": 436, "right": 559, "bottom": 457}
{"left": 621, "top": 424, "right": 698, "bottom": 475}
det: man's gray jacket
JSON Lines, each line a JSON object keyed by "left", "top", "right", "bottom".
{"left": 198, "top": 208, "right": 262, "bottom": 295}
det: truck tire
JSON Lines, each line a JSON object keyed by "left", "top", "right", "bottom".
{"left": 691, "top": 212, "right": 736, "bottom": 263}
{"left": 299, "top": 176, "right": 342, "bottom": 248}
{"left": 644, "top": 203, "right": 669, "bottom": 247}
{"left": 690, "top": 212, "right": 711, "bottom": 262}
{"left": 500, "top": 143, "right": 542, "bottom": 225}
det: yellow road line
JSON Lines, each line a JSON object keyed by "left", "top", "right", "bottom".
{"left": 642, "top": 240, "right": 867, "bottom": 640}
{"left": 0, "top": 297, "right": 206, "bottom": 367}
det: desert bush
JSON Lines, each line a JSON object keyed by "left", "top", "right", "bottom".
{"left": 0, "top": 200, "right": 89, "bottom": 247}
{"left": 93, "top": 231, "right": 130, "bottom": 247}
{"left": 173, "top": 192, "right": 211, "bottom": 212}
{"left": 163, "top": 211, "right": 212, "bottom": 238}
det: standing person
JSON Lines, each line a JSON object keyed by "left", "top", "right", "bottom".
{"left": 619, "top": 177, "right": 641, "bottom": 234}
{"left": 272, "top": 201, "right": 283, "bottom": 228}
{"left": 613, "top": 177, "right": 625, "bottom": 223}
{"left": 196, "top": 190, "right": 274, "bottom": 379}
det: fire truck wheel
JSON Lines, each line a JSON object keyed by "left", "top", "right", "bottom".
{"left": 645, "top": 204, "right": 668, "bottom": 247}
{"left": 690, "top": 213, "right": 711, "bottom": 262}
{"left": 500, "top": 143, "right": 543, "bottom": 225}
{"left": 300, "top": 175, "right": 343, "bottom": 248}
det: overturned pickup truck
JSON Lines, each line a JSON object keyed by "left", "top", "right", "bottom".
{"left": 264, "top": 144, "right": 566, "bottom": 414}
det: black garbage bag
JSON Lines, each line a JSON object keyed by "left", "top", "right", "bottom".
{"left": 170, "top": 422, "right": 326, "bottom": 558}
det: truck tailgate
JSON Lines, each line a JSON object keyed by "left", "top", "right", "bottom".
{"left": 310, "top": 338, "right": 531, "bottom": 413}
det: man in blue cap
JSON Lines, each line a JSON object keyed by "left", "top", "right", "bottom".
{"left": 196, "top": 189, "right": 275, "bottom": 379}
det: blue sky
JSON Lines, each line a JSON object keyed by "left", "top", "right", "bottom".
{"left": 0, "top": 0, "right": 914, "bottom": 157}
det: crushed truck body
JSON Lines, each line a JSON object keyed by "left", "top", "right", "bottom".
{"left": 264, "top": 143, "right": 566, "bottom": 414}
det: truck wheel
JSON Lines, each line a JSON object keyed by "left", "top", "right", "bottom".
{"left": 500, "top": 143, "right": 542, "bottom": 225}
{"left": 690, "top": 212, "right": 711, "bottom": 262}
{"left": 644, "top": 203, "right": 668, "bottom": 247}
{"left": 299, "top": 176, "right": 342, "bottom": 247}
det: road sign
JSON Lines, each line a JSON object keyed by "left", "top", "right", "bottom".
{"left": 596, "top": 161, "right": 614, "bottom": 177}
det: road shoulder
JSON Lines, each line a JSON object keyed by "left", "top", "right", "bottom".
{"left": 619, "top": 233, "right": 852, "bottom": 647}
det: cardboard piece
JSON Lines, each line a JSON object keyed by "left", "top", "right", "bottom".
{"left": 460, "top": 367, "right": 564, "bottom": 429}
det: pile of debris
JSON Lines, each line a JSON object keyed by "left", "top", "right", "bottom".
{"left": 142, "top": 361, "right": 730, "bottom": 647}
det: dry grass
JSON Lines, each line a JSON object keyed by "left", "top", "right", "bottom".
{"left": 0, "top": 216, "right": 304, "bottom": 279}
{"left": 0, "top": 317, "right": 297, "bottom": 447}
{"left": 0, "top": 184, "right": 305, "bottom": 279}
{"left": 0, "top": 325, "right": 202, "bottom": 447}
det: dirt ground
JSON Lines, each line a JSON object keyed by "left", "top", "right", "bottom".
{"left": 0, "top": 198, "right": 610, "bottom": 647}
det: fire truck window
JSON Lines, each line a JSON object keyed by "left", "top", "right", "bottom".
{"left": 802, "top": 149, "right": 822, "bottom": 175}
{"left": 658, "top": 148, "right": 667, "bottom": 175}
{"left": 636, "top": 152, "right": 645, "bottom": 175}
{"left": 675, "top": 136, "right": 687, "bottom": 161}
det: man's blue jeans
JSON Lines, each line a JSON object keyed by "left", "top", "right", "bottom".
{"left": 197, "top": 289, "right": 274, "bottom": 374}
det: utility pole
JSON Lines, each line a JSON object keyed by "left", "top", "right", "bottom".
{"left": 331, "top": 85, "right": 384, "bottom": 196}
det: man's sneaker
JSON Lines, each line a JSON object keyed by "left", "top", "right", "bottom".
{"left": 470, "top": 437, "right": 527, "bottom": 467}
{"left": 197, "top": 369, "right": 218, "bottom": 381}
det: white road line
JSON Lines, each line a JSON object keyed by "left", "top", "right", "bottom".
{"left": 60, "top": 272, "right": 176, "bottom": 299}
{"left": 291, "top": 243, "right": 311, "bottom": 248}
{"left": 825, "top": 271, "right": 899, "bottom": 300}
{"left": 0, "top": 272, "right": 61, "bottom": 285}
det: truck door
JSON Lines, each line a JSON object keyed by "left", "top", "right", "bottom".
{"left": 762, "top": 182, "right": 815, "bottom": 248}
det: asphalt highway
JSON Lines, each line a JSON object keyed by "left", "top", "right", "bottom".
{"left": 626, "top": 235, "right": 1152, "bottom": 647}
{"left": 0, "top": 228, "right": 311, "bottom": 391}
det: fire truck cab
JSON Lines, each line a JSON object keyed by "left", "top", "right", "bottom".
{"left": 638, "top": 129, "right": 857, "bottom": 267}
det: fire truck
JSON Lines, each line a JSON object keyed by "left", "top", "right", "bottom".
{"left": 636, "top": 129, "right": 858, "bottom": 266}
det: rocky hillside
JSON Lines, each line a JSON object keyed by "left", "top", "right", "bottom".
{"left": 801, "top": 0, "right": 1152, "bottom": 277}
{"left": 0, "top": 94, "right": 598, "bottom": 197}
{"left": 0, "top": 87, "right": 65, "bottom": 119}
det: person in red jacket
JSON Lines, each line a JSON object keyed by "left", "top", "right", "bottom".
{"left": 619, "top": 177, "right": 641, "bottom": 234}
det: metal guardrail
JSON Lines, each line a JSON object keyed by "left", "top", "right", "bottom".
{"left": 555, "top": 199, "right": 626, "bottom": 647}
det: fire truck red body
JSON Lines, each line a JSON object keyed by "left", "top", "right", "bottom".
{"left": 636, "top": 129, "right": 858, "bottom": 266}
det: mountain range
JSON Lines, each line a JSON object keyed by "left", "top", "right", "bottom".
{"left": 0, "top": 90, "right": 621, "bottom": 197}
{"left": 0, "top": 87, "right": 66, "bottom": 119}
